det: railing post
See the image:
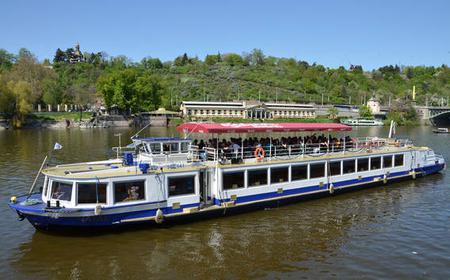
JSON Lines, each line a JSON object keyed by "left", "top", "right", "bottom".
{"left": 288, "top": 145, "right": 291, "bottom": 157}
{"left": 343, "top": 138, "right": 346, "bottom": 154}
{"left": 269, "top": 138, "right": 272, "bottom": 158}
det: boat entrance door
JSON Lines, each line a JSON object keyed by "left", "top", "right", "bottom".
{"left": 199, "top": 169, "right": 211, "bottom": 206}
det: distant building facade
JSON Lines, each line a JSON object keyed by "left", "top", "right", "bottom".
{"left": 180, "top": 101, "right": 316, "bottom": 119}
{"left": 367, "top": 97, "right": 381, "bottom": 114}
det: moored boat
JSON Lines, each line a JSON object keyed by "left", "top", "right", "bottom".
{"left": 341, "top": 118, "right": 384, "bottom": 126}
{"left": 432, "top": 127, "right": 449, "bottom": 134}
{"left": 8, "top": 122, "right": 446, "bottom": 231}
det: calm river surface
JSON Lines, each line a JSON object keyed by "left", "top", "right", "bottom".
{"left": 0, "top": 126, "right": 449, "bottom": 279}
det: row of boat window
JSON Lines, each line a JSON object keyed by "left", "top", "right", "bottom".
{"left": 223, "top": 154, "right": 404, "bottom": 190}
{"left": 49, "top": 175, "right": 196, "bottom": 205}
{"left": 47, "top": 154, "right": 404, "bottom": 204}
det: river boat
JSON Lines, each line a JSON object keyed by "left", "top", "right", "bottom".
{"left": 340, "top": 119, "right": 384, "bottom": 126}
{"left": 432, "top": 128, "right": 449, "bottom": 134}
{"left": 8, "top": 122, "right": 446, "bottom": 231}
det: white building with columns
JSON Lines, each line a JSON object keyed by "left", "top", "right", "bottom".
{"left": 180, "top": 101, "right": 316, "bottom": 120}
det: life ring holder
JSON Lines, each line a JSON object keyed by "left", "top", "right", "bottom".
{"left": 254, "top": 147, "right": 265, "bottom": 161}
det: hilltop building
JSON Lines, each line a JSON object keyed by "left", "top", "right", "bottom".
{"left": 69, "top": 43, "right": 84, "bottom": 63}
{"left": 180, "top": 101, "right": 316, "bottom": 120}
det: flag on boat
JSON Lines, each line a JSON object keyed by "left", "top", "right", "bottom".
{"left": 53, "top": 142, "right": 63, "bottom": 150}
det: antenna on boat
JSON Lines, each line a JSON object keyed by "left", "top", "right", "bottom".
{"left": 388, "top": 120, "right": 396, "bottom": 138}
{"left": 131, "top": 122, "right": 152, "bottom": 139}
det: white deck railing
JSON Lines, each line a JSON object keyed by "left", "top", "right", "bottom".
{"left": 198, "top": 137, "right": 405, "bottom": 164}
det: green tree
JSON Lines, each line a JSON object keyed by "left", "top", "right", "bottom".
{"left": 327, "top": 107, "right": 339, "bottom": 120}
{"left": 223, "top": 53, "right": 245, "bottom": 66}
{"left": 96, "top": 68, "right": 139, "bottom": 112}
{"left": 7, "top": 80, "right": 33, "bottom": 127}
{"left": 141, "top": 57, "right": 163, "bottom": 70}
{"left": 359, "top": 105, "right": 373, "bottom": 118}
{"left": 42, "top": 77, "right": 63, "bottom": 106}
{"left": 134, "top": 72, "right": 164, "bottom": 111}
{"left": 205, "top": 54, "right": 220, "bottom": 65}
{"left": 0, "top": 49, "right": 15, "bottom": 71}
{"left": 53, "top": 48, "right": 66, "bottom": 63}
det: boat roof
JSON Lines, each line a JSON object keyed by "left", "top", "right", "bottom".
{"left": 133, "top": 137, "right": 190, "bottom": 142}
{"left": 177, "top": 122, "right": 352, "bottom": 134}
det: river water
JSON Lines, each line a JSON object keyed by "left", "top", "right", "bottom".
{"left": 0, "top": 126, "right": 449, "bottom": 279}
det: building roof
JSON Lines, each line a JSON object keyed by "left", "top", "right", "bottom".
{"left": 177, "top": 122, "right": 352, "bottom": 134}
{"left": 146, "top": 108, "right": 179, "bottom": 115}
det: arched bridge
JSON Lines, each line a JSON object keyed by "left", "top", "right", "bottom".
{"left": 415, "top": 106, "right": 450, "bottom": 126}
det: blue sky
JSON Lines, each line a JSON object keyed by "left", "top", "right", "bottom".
{"left": 1, "top": 0, "right": 449, "bottom": 70}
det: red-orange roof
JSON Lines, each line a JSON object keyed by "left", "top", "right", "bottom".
{"left": 177, "top": 122, "right": 352, "bottom": 134}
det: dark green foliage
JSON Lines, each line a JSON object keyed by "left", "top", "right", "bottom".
{"left": 359, "top": 105, "right": 373, "bottom": 118}
{"left": 53, "top": 48, "right": 66, "bottom": 63}
{"left": 0, "top": 49, "right": 16, "bottom": 71}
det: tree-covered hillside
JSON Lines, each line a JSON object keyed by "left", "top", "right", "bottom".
{"left": 0, "top": 47, "right": 449, "bottom": 126}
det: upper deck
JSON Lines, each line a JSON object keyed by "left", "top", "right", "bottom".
{"left": 42, "top": 136, "right": 425, "bottom": 179}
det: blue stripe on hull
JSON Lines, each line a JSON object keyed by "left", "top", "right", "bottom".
{"left": 12, "top": 163, "right": 445, "bottom": 230}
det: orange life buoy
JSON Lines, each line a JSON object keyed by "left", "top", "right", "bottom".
{"left": 254, "top": 147, "right": 265, "bottom": 160}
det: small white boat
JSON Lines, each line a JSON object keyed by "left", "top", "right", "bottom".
{"left": 340, "top": 119, "right": 384, "bottom": 126}
{"left": 433, "top": 128, "right": 449, "bottom": 134}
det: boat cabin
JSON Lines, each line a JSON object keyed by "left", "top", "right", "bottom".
{"left": 132, "top": 137, "right": 192, "bottom": 165}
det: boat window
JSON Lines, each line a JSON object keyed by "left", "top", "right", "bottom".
{"left": 291, "top": 165, "right": 307, "bottom": 181}
{"left": 51, "top": 181, "right": 73, "bottom": 201}
{"left": 114, "top": 180, "right": 145, "bottom": 203}
{"left": 168, "top": 175, "right": 195, "bottom": 196}
{"left": 371, "top": 157, "right": 381, "bottom": 170}
{"left": 383, "top": 155, "right": 393, "bottom": 168}
{"left": 394, "top": 154, "right": 404, "bottom": 167}
{"left": 330, "top": 161, "right": 341, "bottom": 176}
{"left": 310, "top": 163, "right": 325, "bottom": 178}
{"left": 357, "top": 158, "right": 369, "bottom": 172}
{"left": 150, "top": 143, "right": 161, "bottom": 154}
{"left": 181, "top": 142, "right": 189, "bottom": 153}
{"left": 77, "top": 183, "right": 107, "bottom": 204}
{"left": 248, "top": 169, "right": 268, "bottom": 187}
{"left": 271, "top": 167, "right": 289, "bottom": 184}
{"left": 223, "top": 171, "right": 245, "bottom": 189}
{"left": 163, "top": 143, "right": 179, "bottom": 154}
{"left": 343, "top": 160, "right": 356, "bottom": 174}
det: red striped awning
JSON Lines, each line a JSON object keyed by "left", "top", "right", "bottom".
{"left": 176, "top": 122, "right": 352, "bottom": 134}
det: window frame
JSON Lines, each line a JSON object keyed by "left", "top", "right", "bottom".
{"left": 113, "top": 180, "right": 146, "bottom": 204}
{"left": 383, "top": 155, "right": 393, "bottom": 168}
{"left": 309, "top": 162, "right": 325, "bottom": 179}
{"left": 291, "top": 164, "right": 308, "bottom": 181}
{"left": 370, "top": 157, "right": 382, "bottom": 170}
{"left": 167, "top": 174, "right": 197, "bottom": 197}
{"left": 329, "top": 161, "right": 342, "bottom": 176}
{"left": 76, "top": 182, "right": 108, "bottom": 205}
{"left": 394, "top": 154, "right": 404, "bottom": 167}
{"left": 247, "top": 168, "right": 268, "bottom": 187}
{"left": 270, "top": 166, "right": 289, "bottom": 185}
{"left": 222, "top": 170, "right": 245, "bottom": 190}
{"left": 50, "top": 180, "right": 74, "bottom": 202}
{"left": 343, "top": 159, "right": 356, "bottom": 174}
{"left": 357, "top": 158, "right": 369, "bottom": 172}
{"left": 149, "top": 142, "right": 162, "bottom": 154}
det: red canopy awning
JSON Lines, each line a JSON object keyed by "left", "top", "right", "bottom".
{"left": 177, "top": 122, "right": 352, "bottom": 134}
